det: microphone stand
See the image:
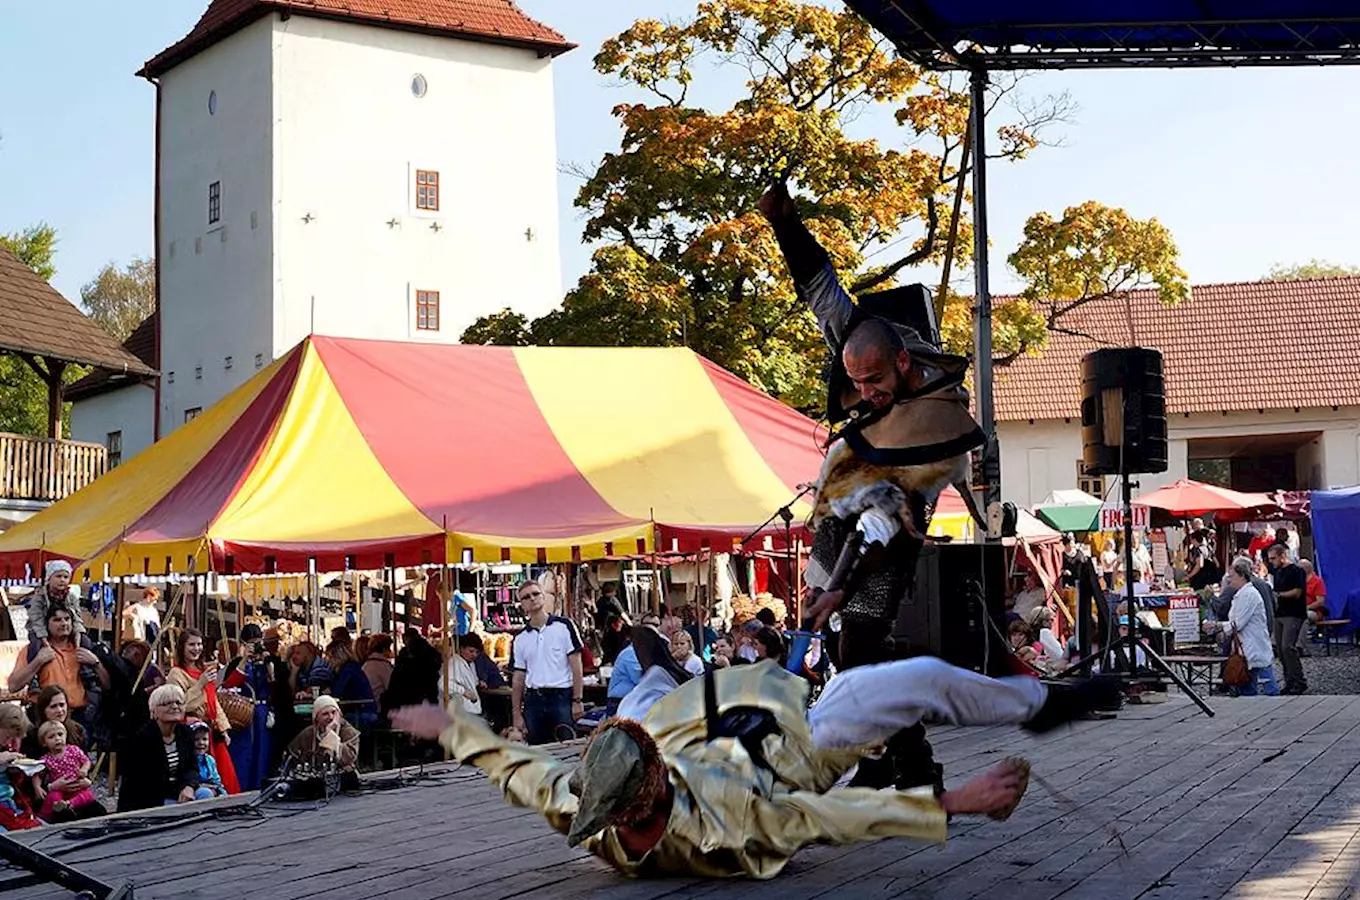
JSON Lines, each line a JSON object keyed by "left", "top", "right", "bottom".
{"left": 740, "top": 483, "right": 817, "bottom": 614}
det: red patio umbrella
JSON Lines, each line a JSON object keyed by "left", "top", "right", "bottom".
{"left": 1136, "top": 478, "right": 1280, "bottom": 520}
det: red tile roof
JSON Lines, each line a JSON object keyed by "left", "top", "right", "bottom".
{"left": 140, "top": 0, "right": 574, "bottom": 77}
{"left": 994, "top": 276, "right": 1360, "bottom": 421}
{"left": 0, "top": 246, "right": 156, "bottom": 377}
{"left": 66, "top": 313, "right": 158, "bottom": 402}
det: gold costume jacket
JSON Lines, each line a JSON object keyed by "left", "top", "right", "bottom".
{"left": 437, "top": 661, "right": 947, "bottom": 879}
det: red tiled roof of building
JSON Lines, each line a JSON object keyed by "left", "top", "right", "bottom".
{"left": 140, "top": 0, "right": 574, "bottom": 77}
{"left": 994, "top": 276, "right": 1360, "bottom": 422}
{"left": 0, "top": 246, "right": 156, "bottom": 377}
{"left": 66, "top": 313, "right": 159, "bottom": 402}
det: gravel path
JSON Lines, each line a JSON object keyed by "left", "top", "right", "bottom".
{"left": 1295, "top": 639, "right": 1360, "bottom": 695}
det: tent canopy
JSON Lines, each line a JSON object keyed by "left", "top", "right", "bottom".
{"left": 0, "top": 337, "right": 827, "bottom": 577}
{"left": 1312, "top": 486, "right": 1360, "bottom": 631}
{"left": 1034, "top": 489, "right": 1102, "bottom": 533}
{"left": 843, "top": 2, "right": 1360, "bottom": 70}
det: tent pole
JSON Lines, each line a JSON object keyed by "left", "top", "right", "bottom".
{"left": 969, "top": 68, "right": 1002, "bottom": 521}
{"left": 441, "top": 562, "right": 452, "bottom": 761}
{"left": 108, "top": 574, "right": 125, "bottom": 795}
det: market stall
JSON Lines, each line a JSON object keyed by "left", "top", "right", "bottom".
{"left": 1312, "top": 485, "right": 1360, "bottom": 632}
{"left": 0, "top": 336, "right": 827, "bottom": 577}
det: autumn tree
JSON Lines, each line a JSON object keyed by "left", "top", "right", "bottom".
{"left": 464, "top": 0, "right": 1069, "bottom": 409}
{"left": 992, "top": 201, "right": 1189, "bottom": 355}
{"left": 81, "top": 256, "right": 156, "bottom": 342}
{"left": 460, "top": 309, "right": 533, "bottom": 347}
{"left": 0, "top": 223, "right": 86, "bottom": 437}
{"left": 1264, "top": 259, "right": 1360, "bottom": 281}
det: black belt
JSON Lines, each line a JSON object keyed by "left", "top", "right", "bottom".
{"left": 525, "top": 686, "right": 571, "bottom": 695}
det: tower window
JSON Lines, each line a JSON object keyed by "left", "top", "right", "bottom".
{"left": 416, "top": 290, "right": 440, "bottom": 331}
{"left": 416, "top": 170, "right": 439, "bottom": 211}
{"left": 208, "top": 181, "right": 221, "bottom": 224}
{"left": 185, "top": 408, "right": 202, "bottom": 423}
{"left": 107, "top": 431, "right": 123, "bottom": 468}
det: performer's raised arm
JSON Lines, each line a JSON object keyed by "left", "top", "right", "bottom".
{"left": 758, "top": 181, "right": 855, "bottom": 352}
{"left": 391, "top": 704, "right": 578, "bottom": 836}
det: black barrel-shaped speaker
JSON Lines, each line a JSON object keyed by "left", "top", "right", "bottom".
{"left": 1080, "top": 348, "right": 1168, "bottom": 476}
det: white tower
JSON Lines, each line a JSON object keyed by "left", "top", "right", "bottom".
{"left": 140, "top": 0, "right": 572, "bottom": 433}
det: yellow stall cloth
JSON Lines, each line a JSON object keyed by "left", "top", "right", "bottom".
{"left": 436, "top": 662, "right": 948, "bottom": 879}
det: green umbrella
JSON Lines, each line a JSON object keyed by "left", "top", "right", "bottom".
{"left": 1035, "top": 504, "right": 1100, "bottom": 533}
{"left": 1034, "top": 489, "right": 1104, "bottom": 533}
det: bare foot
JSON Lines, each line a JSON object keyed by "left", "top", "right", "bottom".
{"left": 940, "top": 758, "right": 1030, "bottom": 820}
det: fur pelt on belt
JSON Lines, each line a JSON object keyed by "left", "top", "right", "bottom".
{"left": 812, "top": 439, "right": 967, "bottom": 537}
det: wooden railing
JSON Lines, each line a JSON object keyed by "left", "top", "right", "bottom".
{"left": 0, "top": 432, "right": 108, "bottom": 502}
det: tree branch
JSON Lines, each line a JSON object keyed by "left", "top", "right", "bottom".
{"left": 849, "top": 195, "right": 939, "bottom": 293}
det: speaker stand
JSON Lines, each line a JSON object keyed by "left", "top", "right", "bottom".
{"left": 1065, "top": 470, "right": 1214, "bottom": 718}
{"left": 0, "top": 831, "right": 134, "bottom": 899}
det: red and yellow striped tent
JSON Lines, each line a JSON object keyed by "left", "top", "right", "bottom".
{"left": 0, "top": 336, "right": 827, "bottom": 577}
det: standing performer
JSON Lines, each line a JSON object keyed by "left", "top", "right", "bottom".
{"left": 392, "top": 647, "right": 1114, "bottom": 880}
{"left": 757, "top": 181, "right": 987, "bottom": 791}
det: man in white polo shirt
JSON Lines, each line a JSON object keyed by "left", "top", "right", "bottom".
{"left": 509, "top": 580, "right": 585, "bottom": 744}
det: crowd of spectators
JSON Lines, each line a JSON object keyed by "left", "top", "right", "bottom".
{"left": 0, "top": 562, "right": 481, "bottom": 830}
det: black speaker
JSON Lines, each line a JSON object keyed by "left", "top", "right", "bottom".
{"left": 858, "top": 283, "right": 939, "bottom": 347}
{"left": 1080, "top": 348, "right": 1168, "bottom": 476}
{"left": 893, "top": 543, "right": 1008, "bottom": 675}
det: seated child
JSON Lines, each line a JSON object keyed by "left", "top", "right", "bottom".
{"left": 35, "top": 720, "right": 104, "bottom": 822}
{"left": 190, "top": 721, "right": 228, "bottom": 799}
{"left": 0, "top": 704, "right": 40, "bottom": 831}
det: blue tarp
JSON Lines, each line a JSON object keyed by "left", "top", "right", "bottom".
{"left": 845, "top": 2, "right": 1360, "bottom": 68}
{"left": 1312, "top": 485, "right": 1360, "bottom": 633}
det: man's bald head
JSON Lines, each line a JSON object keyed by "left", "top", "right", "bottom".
{"left": 843, "top": 318, "right": 912, "bottom": 409}
{"left": 843, "top": 318, "right": 904, "bottom": 360}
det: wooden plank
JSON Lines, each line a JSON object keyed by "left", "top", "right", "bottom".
{"left": 736, "top": 697, "right": 1317, "bottom": 900}
{"left": 10, "top": 697, "right": 1360, "bottom": 900}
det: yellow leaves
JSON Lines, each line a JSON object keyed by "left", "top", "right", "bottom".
{"left": 1009, "top": 201, "right": 1188, "bottom": 310}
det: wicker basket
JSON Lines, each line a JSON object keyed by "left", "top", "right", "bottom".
{"left": 219, "top": 684, "right": 260, "bottom": 730}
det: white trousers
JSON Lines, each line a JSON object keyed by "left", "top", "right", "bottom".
{"left": 617, "top": 658, "right": 1047, "bottom": 749}
{"left": 808, "top": 657, "right": 1047, "bottom": 749}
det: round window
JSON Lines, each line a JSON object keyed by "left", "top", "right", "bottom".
{"left": 208, "top": 90, "right": 218, "bottom": 115}
{"left": 411, "top": 74, "right": 428, "bottom": 98}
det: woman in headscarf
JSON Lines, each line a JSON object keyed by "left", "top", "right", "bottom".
{"left": 286, "top": 695, "right": 360, "bottom": 789}
{"left": 166, "top": 628, "right": 241, "bottom": 794}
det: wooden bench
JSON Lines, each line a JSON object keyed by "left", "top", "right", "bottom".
{"left": 1161, "top": 654, "right": 1223, "bottom": 691}
{"left": 1316, "top": 619, "right": 1352, "bottom": 656}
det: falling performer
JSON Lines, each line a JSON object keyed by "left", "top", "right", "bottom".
{"left": 758, "top": 180, "right": 989, "bottom": 792}
{"left": 392, "top": 639, "right": 1114, "bottom": 880}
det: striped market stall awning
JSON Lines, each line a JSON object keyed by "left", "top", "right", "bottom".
{"left": 0, "top": 337, "right": 828, "bottom": 577}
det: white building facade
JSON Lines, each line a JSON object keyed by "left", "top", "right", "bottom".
{"left": 77, "top": 1, "right": 572, "bottom": 451}
{"left": 998, "top": 408, "right": 1360, "bottom": 511}
{"left": 990, "top": 276, "right": 1360, "bottom": 510}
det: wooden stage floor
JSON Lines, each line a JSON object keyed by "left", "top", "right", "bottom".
{"left": 9, "top": 694, "right": 1360, "bottom": 900}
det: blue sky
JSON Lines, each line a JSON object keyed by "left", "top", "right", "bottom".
{"left": 3, "top": 1, "right": 1360, "bottom": 305}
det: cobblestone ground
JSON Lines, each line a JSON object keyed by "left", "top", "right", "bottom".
{"left": 1294, "top": 637, "right": 1360, "bottom": 694}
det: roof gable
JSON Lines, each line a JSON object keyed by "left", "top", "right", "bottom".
{"left": 994, "top": 276, "right": 1360, "bottom": 421}
{"left": 0, "top": 247, "right": 156, "bottom": 376}
{"left": 66, "top": 313, "right": 159, "bottom": 402}
{"left": 140, "top": 0, "right": 574, "bottom": 77}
